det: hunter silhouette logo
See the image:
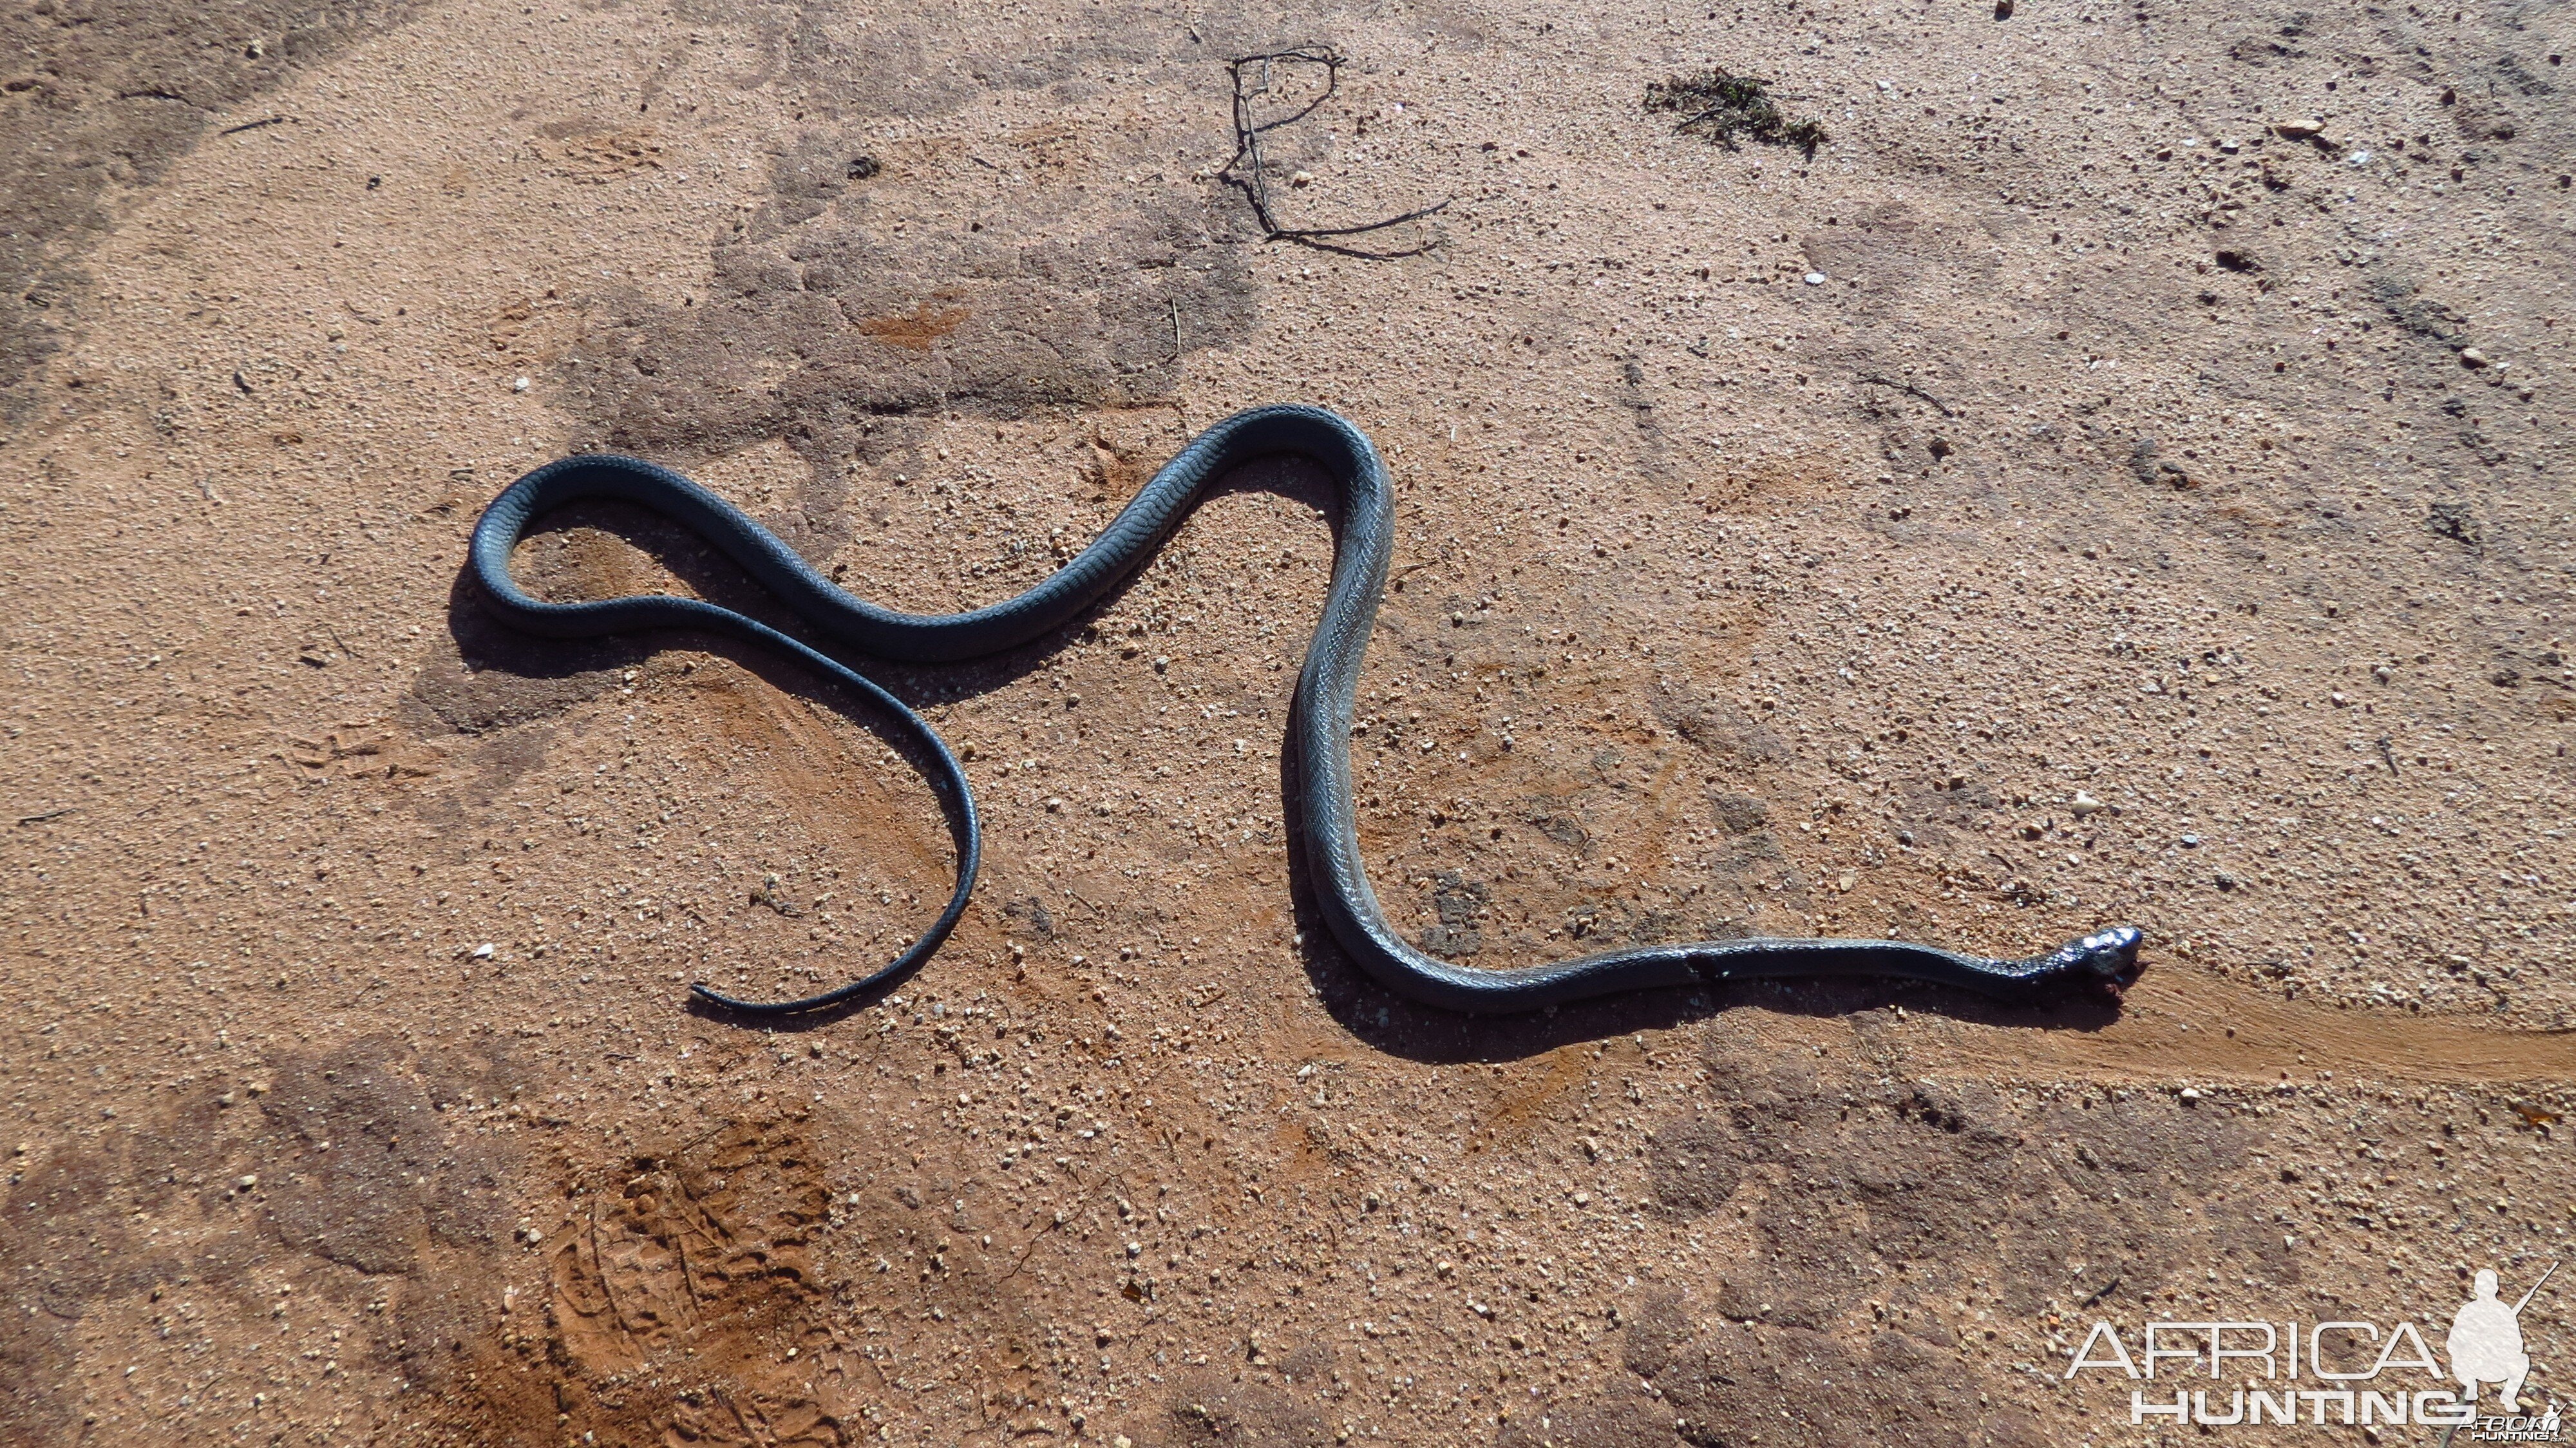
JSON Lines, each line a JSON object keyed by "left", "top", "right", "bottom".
{"left": 2452, "top": 1264, "right": 2554, "bottom": 1412}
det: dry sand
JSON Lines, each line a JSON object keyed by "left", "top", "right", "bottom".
{"left": 3, "top": 0, "right": 2572, "bottom": 1443}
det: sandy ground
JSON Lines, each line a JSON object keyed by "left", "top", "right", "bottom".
{"left": 5, "top": 0, "right": 2575, "bottom": 1443}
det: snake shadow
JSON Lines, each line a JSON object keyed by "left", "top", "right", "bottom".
{"left": 439, "top": 461, "right": 2134, "bottom": 1047}
{"left": 1268, "top": 729, "right": 2133, "bottom": 1067}
{"left": 438, "top": 556, "right": 962, "bottom": 1031}
{"left": 437, "top": 460, "right": 1356, "bottom": 1031}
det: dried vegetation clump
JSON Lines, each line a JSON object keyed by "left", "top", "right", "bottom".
{"left": 1645, "top": 68, "right": 1828, "bottom": 157}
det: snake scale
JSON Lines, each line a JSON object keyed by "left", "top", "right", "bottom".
{"left": 470, "top": 403, "right": 2143, "bottom": 1015}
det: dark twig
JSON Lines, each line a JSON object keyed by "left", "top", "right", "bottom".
{"left": 220, "top": 116, "right": 288, "bottom": 137}
{"left": 2076, "top": 1271, "right": 2122, "bottom": 1309}
{"left": 16, "top": 808, "right": 74, "bottom": 826}
{"left": 1857, "top": 374, "right": 1960, "bottom": 419}
{"left": 1003, "top": 1170, "right": 1136, "bottom": 1280}
{"left": 673, "top": 1118, "right": 735, "bottom": 1156}
{"left": 1220, "top": 48, "right": 1449, "bottom": 260}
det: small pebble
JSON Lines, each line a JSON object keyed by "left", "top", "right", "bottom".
{"left": 236, "top": 1175, "right": 259, "bottom": 1191}
{"left": 2459, "top": 347, "right": 2490, "bottom": 369}
{"left": 1290, "top": 170, "right": 1314, "bottom": 187}
{"left": 1803, "top": 271, "right": 1826, "bottom": 285}
{"left": 511, "top": 376, "right": 531, "bottom": 392}
{"left": 2179, "top": 834, "right": 2201, "bottom": 848}
{"left": 2070, "top": 792, "right": 2105, "bottom": 817}
{"left": 470, "top": 942, "right": 496, "bottom": 959}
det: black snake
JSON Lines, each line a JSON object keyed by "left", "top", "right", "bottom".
{"left": 469, "top": 404, "right": 2143, "bottom": 1015}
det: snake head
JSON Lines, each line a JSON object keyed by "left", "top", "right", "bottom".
{"left": 2033, "top": 925, "right": 2145, "bottom": 1000}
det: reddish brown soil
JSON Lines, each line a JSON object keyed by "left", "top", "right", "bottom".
{"left": 4, "top": 1, "right": 2571, "bottom": 1444}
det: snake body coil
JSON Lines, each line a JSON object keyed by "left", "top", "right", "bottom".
{"left": 471, "top": 404, "right": 2142, "bottom": 1015}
